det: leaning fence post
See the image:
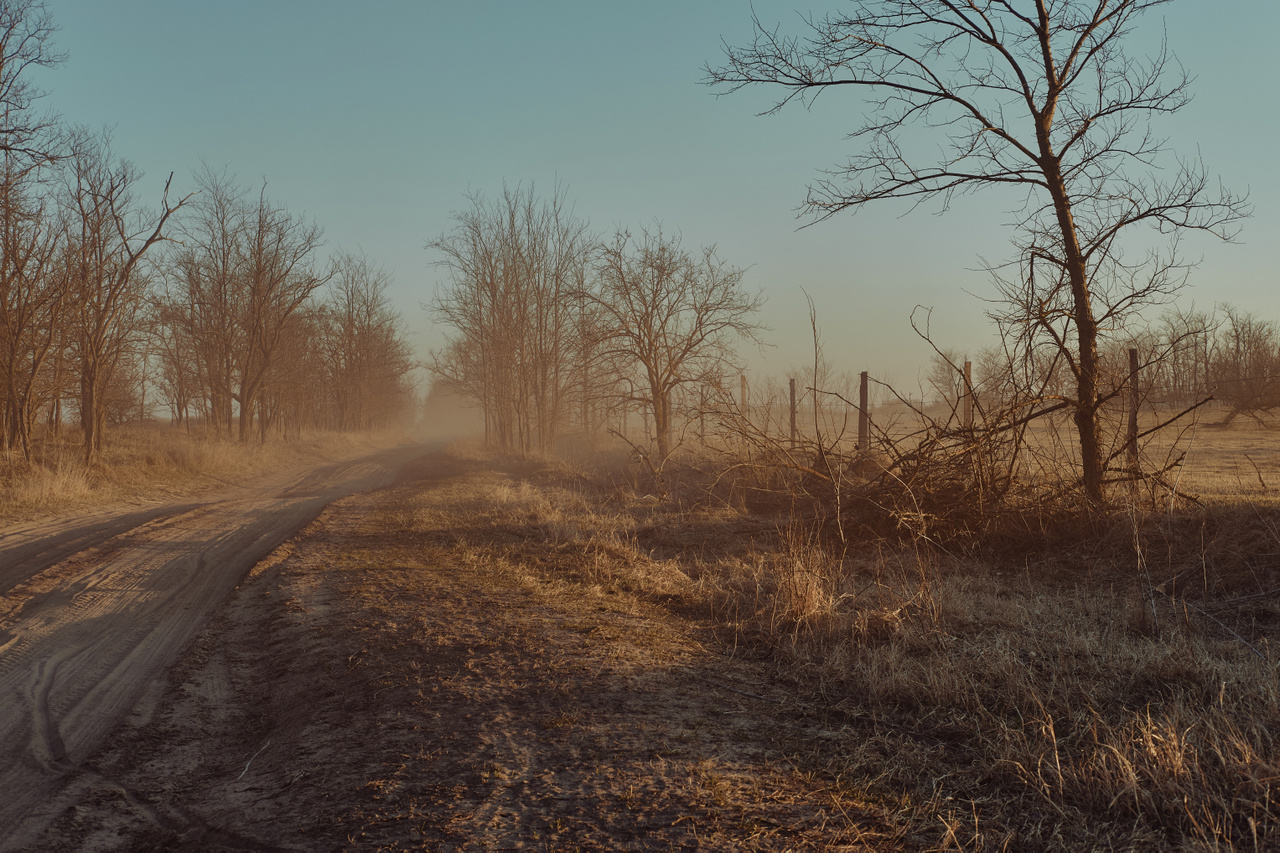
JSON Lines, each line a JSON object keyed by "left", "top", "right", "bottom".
{"left": 1127, "top": 347, "right": 1139, "bottom": 471}
{"left": 789, "top": 377, "right": 797, "bottom": 448}
{"left": 858, "top": 371, "right": 869, "bottom": 452}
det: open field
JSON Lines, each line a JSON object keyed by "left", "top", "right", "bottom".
{"left": 14, "top": 438, "right": 1280, "bottom": 850}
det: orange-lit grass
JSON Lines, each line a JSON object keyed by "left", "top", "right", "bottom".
{"left": 0, "top": 423, "right": 410, "bottom": 523}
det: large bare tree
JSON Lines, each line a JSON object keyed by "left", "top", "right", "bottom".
{"left": 708, "top": 0, "right": 1248, "bottom": 504}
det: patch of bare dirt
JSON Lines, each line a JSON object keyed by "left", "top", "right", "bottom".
{"left": 28, "top": 452, "right": 905, "bottom": 851}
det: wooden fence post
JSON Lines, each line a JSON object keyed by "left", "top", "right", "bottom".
{"left": 740, "top": 374, "right": 748, "bottom": 420}
{"left": 963, "top": 360, "right": 974, "bottom": 429}
{"left": 789, "top": 377, "right": 797, "bottom": 448}
{"left": 699, "top": 385, "right": 706, "bottom": 442}
{"left": 1127, "top": 347, "right": 1139, "bottom": 471}
{"left": 858, "top": 371, "right": 869, "bottom": 452}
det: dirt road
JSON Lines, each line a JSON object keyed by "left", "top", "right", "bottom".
{"left": 0, "top": 444, "right": 429, "bottom": 848}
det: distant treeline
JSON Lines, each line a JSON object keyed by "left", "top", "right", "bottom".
{"left": 940, "top": 305, "right": 1280, "bottom": 423}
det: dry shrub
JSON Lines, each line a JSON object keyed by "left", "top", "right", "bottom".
{"left": 704, "top": 392, "right": 1096, "bottom": 551}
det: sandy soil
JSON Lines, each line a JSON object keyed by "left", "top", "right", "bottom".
{"left": 14, "top": 452, "right": 904, "bottom": 851}
{"left": 0, "top": 445, "right": 430, "bottom": 850}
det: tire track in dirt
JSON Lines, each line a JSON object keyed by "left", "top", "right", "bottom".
{"left": 0, "top": 444, "right": 429, "bottom": 850}
{"left": 0, "top": 505, "right": 204, "bottom": 596}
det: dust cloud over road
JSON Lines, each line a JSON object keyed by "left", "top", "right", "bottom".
{"left": 0, "top": 443, "right": 428, "bottom": 848}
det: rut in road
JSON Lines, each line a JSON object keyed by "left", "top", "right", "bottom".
{"left": 0, "top": 445, "right": 427, "bottom": 848}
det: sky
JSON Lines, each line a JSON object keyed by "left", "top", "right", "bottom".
{"left": 31, "top": 0, "right": 1280, "bottom": 393}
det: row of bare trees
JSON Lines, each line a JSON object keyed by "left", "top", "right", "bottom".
{"left": 932, "top": 304, "right": 1280, "bottom": 429}
{"left": 0, "top": 1, "right": 415, "bottom": 464}
{"left": 151, "top": 170, "right": 414, "bottom": 443}
{"left": 429, "top": 186, "right": 592, "bottom": 453}
{"left": 1, "top": 151, "right": 416, "bottom": 463}
{"left": 428, "top": 185, "right": 763, "bottom": 458}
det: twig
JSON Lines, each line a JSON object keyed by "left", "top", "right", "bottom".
{"left": 676, "top": 666, "right": 772, "bottom": 702}
{"left": 1103, "top": 396, "right": 1215, "bottom": 466}
{"left": 1179, "top": 599, "right": 1267, "bottom": 661}
{"left": 236, "top": 740, "right": 270, "bottom": 781}
{"left": 1243, "top": 453, "right": 1269, "bottom": 492}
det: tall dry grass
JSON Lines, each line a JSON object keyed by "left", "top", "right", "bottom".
{"left": 410, "top": 443, "right": 1280, "bottom": 850}
{"left": 0, "top": 423, "right": 410, "bottom": 523}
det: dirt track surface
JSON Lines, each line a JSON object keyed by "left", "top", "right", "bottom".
{"left": 0, "top": 444, "right": 429, "bottom": 849}
{"left": 10, "top": 451, "right": 898, "bottom": 851}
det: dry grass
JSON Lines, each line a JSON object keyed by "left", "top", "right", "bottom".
{"left": 425, "top": 441, "right": 1280, "bottom": 851}
{"left": 0, "top": 423, "right": 410, "bottom": 523}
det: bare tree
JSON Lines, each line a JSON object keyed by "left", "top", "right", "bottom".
{"left": 709, "top": 0, "right": 1248, "bottom": 504}
{"left": 0, "top": 160, "right": 63, "bottom": 457}
{"left": 1155, "top": 305, "right": 1213, "bottom": 408}
{"left": 0, "top": 0, "right": 65, "bottom": 457}
{"left": 925, "top": 347, "right": 966, "bottom": 413}
{"left": 319, "top": 251, "right": 415, "bottom": 432}
{"left": 167, "top": 167, "right": 246, "bottom": 436}
{"left": 163, "top": 169, "right": 328, "bottom": 442}
{"left": 0, "top": 0, "right": 63, "bottom": 169}
{"left": 428, "top": 184, "right": 592, "bottom": 453}
{"left": 586, "top": 227, "right": 763, "bottom": 462}
{"left": 64, "top": 132, "right": 189, "bottom": 463}
{"left": 257, "top": 305, "right": 326, "bottom": 438}
{"left": 236, "top": 184, "right": 328, "bottom": 442}
{"left": 148, "top": 291, "right": 198, "bottom": 429}
{"left": 1210, "top": 306, "right": 1280, "bottom": 425}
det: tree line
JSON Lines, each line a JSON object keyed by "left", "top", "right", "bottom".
{"left": 0, "top": 1, "right": 415, "bottom": 464}
{"left": 958, "top": 305, "right": 1280, "bottom": 424}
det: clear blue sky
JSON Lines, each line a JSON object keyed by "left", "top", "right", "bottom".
{"left": 34, "top": 1, "right": 1279, "bottom": 391}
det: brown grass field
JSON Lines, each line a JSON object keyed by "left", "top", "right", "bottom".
{"left": 449, "top": 429, "right": 1280, "bottom": 850}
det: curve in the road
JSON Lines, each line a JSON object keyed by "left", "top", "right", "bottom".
{"left": 0, "top": 444, "right": 428, "bottom": 849}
